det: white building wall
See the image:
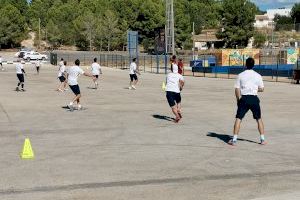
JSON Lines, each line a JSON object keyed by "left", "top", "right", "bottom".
{"left": 254, "top": 20, "right": 270, "bottom": 28}
{"left": 267, "top": 8, "right": 291, "bottom": 20}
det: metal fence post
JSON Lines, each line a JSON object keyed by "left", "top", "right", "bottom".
{"left": 150, "top": 56, "right": 153, "bottom": 73}
{"left": 156, "top": 54, "right": 159, "bottom": 74}
{"left": 276, "top": 56, "right": 279, "bottom": 82}
{"left": 164, "top": 53, "right": 167, "bottom": 74}
{"left": 106, "top": 54, "right": 108, "bottom": 67}
{"left": 143, "top": 55, "right": 146, "bottom": 72}
{"left": 228, "top": 67, "right": 230, "bottom": 79}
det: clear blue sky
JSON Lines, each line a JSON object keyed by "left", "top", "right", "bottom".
{"left": 25, "top": 0, "right": 297, "bottom": 11}
{"left": 251, "top": 0, "right": 298, "bottom": 11}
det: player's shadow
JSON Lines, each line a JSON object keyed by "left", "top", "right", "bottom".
{"left": 152, "top": 114, "right": 175, "bottom": 122}
{"left": 61, "top": 106, "right": 70, "bottom": 109}
{"left": 207, "top": 132, "right": 259, "bottom": 144}
{"left": 87, "top": 86, "right": 97, "bottom": 90}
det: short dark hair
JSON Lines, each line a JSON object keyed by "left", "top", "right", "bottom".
{"left": 94, "top": 58, "right": 97, "bottom": 62}
{"left": 171, "top": 55, "right": 176, "bottom": 62}
{"left": 133, "top": 58, "right": 136, "bottom": 62}
{"left": 64, "top": 61, "right": 67, "bottom": 65}
{"left": 61, "top": 58, "right": 64, "bottom": 61}
{"left": 75, "top": 59, "right": 80, "bottom": 66}
{"left": 246, "top": 57, "right": 255, "bottom": 69}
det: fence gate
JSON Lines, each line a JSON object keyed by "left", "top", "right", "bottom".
{"left": 50, "top": 52, "right": 57, "bottom": 65}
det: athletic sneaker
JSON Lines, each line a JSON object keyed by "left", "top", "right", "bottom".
{"left": 68, "top": 103, "right": 74, "bottom": 111}
{"left": 260, "top": 140, "right": 267, "bottom": 145}
{"left": 15, "top": 87, "right": 19, "bottom": 91}
{"left": 228, "top": 139, "right": 237, "bottom": 146}
{"left": 77, "top": 105, "right": 82, "bottom": 110}
{"left": 128, "top": 86, "right": 132, "bottom": 90}
{"left": 58, "top": 88, "right": 63, "bottom": 92}
{"left": 21, "top": 89, "right": 26, "bottom": 92}
{"left": 131, "top": 85, "right": 136, "bottom": 90}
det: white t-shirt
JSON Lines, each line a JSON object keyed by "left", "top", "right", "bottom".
{"left": 129, "top": 62, "right": 137, "bottom": 74}
{"left": 0, "top": 57, "right": 2, "bottom": 63}
{"left": 16, "top": 63, "right": 24, "bottom": 74}
{"left": 58, "top": 65, "right": 65, "bottom": 77}
{"left": 35, "top": 60, "right": 41, "bottom": 67}
{"left": 171, "top": 63, "right": 178, "bottom": 73}
{"left": 91, "top": 62, "right": 101, "bottom": 75}
{"left": 235, "top": 70, "right": 264, "bottom": 96}
{"left": 59, "top": 61, "right": 64, "bottom": 67}
{"left": 166, "top": 72, "right": 184, "bottom": 93}
{"left": 67, "top": 66, "right": 84, "bottom": 86}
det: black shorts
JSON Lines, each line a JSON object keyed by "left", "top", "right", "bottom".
{"left": 130, "top": 74, "right": 138, "bottom": 81}
{"left": 17, "top": 74, "right": 24, "bottom": 83}
{"left": 69, "top": 84, "right": 81, "bottom": 95}
{"left": 236, "top": 95, "right": 261, "bottom": 120}
{"left": 166, "top": 91, "right": 181, "bottom": 107}
{"left": 93, "top": 75, "right": 99, "bottom": 79}
{"left": 58, "top": 76, "right": 66, "bottom": 83}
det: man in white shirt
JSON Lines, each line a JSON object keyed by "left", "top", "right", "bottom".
{"left": 59, "top": 58, "right": 64, "bottom": 68}
{"left": 165, "top": 55, "right": 185, "bottom": 123}
{"left": 0, "top": 56, "right": 4, "bottom": 71}
{"left": 129, "top": 58, "right": 140, "bottom": 90}
{"left": 66, "top": 59, "right": 94, "bottom": 110}
{"left": 90, "top": 58, "right": 102, "bottom": 89}
{"left": 16, "top": 60, "right": 26, "bottom": 92}
{"left": 35, "top": 59, "right": 41, "bottom": 75}
{"left": 229, "top": 57, "right": 266, "bottom": 146}
{"left": 57, "top": 60, "right": 67, "bottom": 92}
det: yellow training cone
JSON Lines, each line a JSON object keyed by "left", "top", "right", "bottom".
{"left": 21, "top": 138, "right": 34, "bottom": 159}
{"left": 162, "top": 81, "right": 166, "bottom": 91}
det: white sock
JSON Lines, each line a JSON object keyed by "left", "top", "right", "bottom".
{"left": 233, "top": 135, "right": 238, "bottom": 141}
{"left": 260, "top": 135, "right": 265, "bottom": 141}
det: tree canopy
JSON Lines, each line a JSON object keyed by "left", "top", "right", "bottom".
{"left": 217, "top": 0, "right": 258, "bottom": 48}
{"left": 0, "top": 0, "right": 298, "bottom": 50}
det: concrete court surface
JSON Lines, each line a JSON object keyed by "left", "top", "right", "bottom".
{"left": 0, "top": 64, "right": 299, "bottom": 200}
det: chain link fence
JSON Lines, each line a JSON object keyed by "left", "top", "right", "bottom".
{"left": 50, "top": 50, "right": 299, "bottom": 83}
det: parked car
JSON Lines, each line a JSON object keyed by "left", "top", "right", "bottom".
{"left": 15, "top": 50, "right": 31, "bottom": 58}
{"left": 23, "top": 52, "right": 48, "bottom": 61}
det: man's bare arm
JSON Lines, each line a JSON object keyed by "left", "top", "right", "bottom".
{"left": 258, "top": 87, "right": 264, "bottom": 92}
{"left": 83, "top": 72, "right": 94, "bottom": 78}
{"left": 135, "top": 69, "right": 141, "bottom": 75}
{"left": 179, "top": 80, "right": 184, "bottom": 91}
{"left": 235, "top": 88, "right": 241, "bottom": 101}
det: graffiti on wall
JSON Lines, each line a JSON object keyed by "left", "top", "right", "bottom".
{"left": 286, "top": 48, "right": 298, "bottom": 64}
{"left": 221, "top": 49, "right": 260, "bottom": 66}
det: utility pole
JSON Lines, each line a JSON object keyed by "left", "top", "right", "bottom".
{"left": 192, "top": 22, "right": 195, "bottom": 60}
{"left": 89, "top": 29, "right": 92, "bottom": 51}
{"left": 38, "top": 18, "right": 41, "bottom": 50}
{"left": 165, "top": 0, "right": 175, "bottom": 55}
